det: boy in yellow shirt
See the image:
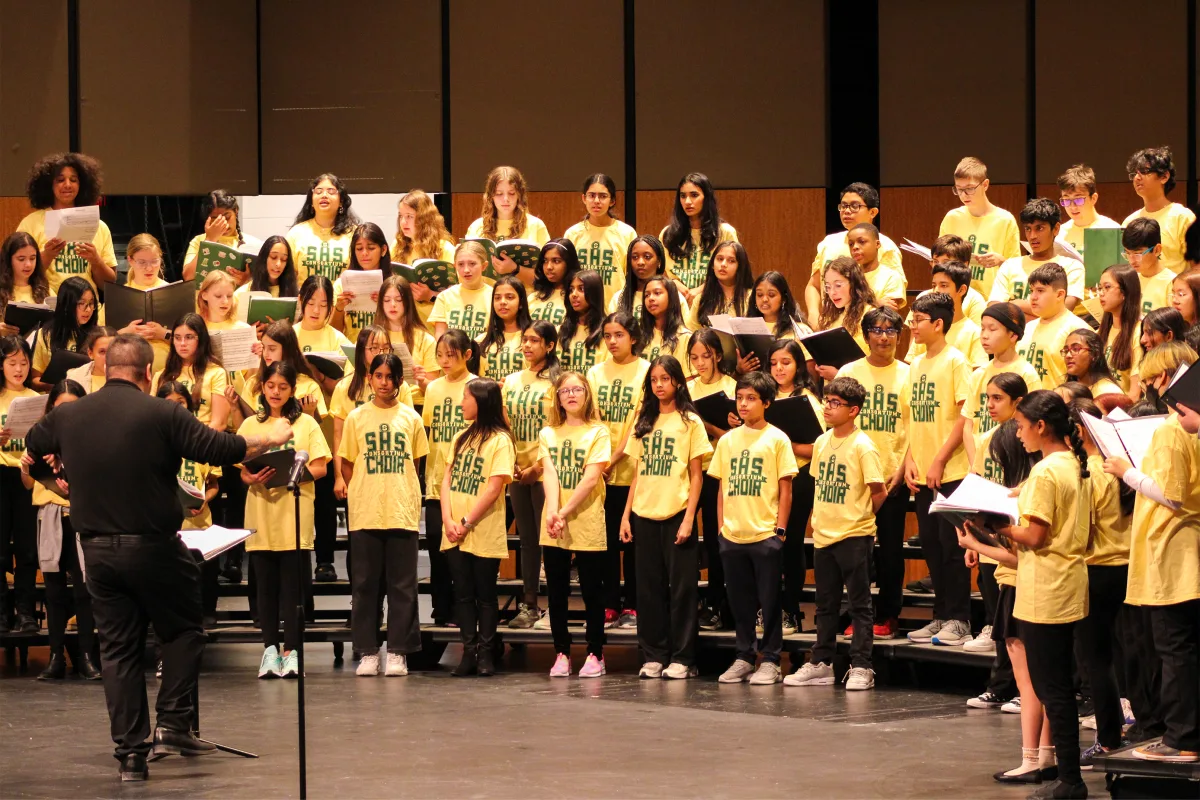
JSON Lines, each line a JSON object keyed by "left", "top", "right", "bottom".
{"left": 939, "top": 157, "right": 1021, "bottom": 300}
{"left": 848, "top": 223, "right": 907, "bottom": 311}
{"left": 910, "top": 261, "right": 986, "bottom": 366}
{"left": 907, "top": 236, "right": 988, "bottom": 327}
{"left": 989, "top": 198, "right": 1084, "bottom": 314}
{"left": 784, "top": 377, "right": 886, "bottom": 690}
{"left": 1017, "top": 264, "right": 1078, "bottom": 389}
{"left": 1056, "top": 164, "right": 1120, "bottom": 259}
{"left": 1123, "top": 146, "right": 1197, "bottom": 274}
{"left": 709, "top": 372, "right": 798, "bottom": 686}
{"left": 1122, "top": 218, "right": 1175, "bottom": 314}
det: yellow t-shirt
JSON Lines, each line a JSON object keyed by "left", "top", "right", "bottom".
{"left": 16, "top": 209, "right": 118, "bottom": 292}
{"left": 1085, "top": 454, "right": 1130, "bottom": 567}
{"left": 659, "top": 223, "right": 738, "bottom": 292}
{"left": 390, "top": 238, "right": 456, "bottom": 324}
{"left": 909, "top": 316, "right": 987, "bottom": 367}
{"left": 65, "top": 362, "right": 104, "bottom": 394}
{"left": 538, "top": 422, "right": 611, "bottom": 551}
{"left": 1126, "top": 416, "right": 1200, "bottom": 606}
{"left": 33, "top": 329, "right": 74, "bottom": 374}
{"left": 428, "top": 283, "right": 492, "bottom": 341}
{"left": 970, "top": 425, "right": 1006, "bottom": 485}
{"left": 421, "top": 373, "right": 475, "bottom": 500}
{"left": 1013, "top": 450, "right": 1090, "bottom": 624}
{"left": 286, "top": 220, "right": 353, "bottom": 283}
{"left": 528, "top": 287, "right": 567, "bottom": 327}
{"left": 690, "top": 373, "right": 737, "bottom": 470}
{"left": 464, "top": 216, "right": 551, "bottom": 248}
{"left": 179, "top": 459, "right": 221, "bottom": 530}
{"left": 204, "top": 317, "right": 249, "bottom": 334}
{"left": 1105, "top": 322, "right": 1142, "bottom": 394}
{"left": 835, "top": 357, "right": 910, "bottom": 478}
{"left": 811, "top": 230, "right": 905, "bottom": 279}
{"left": 560, "top": 326, "right": 608, "bottom": 374}
{"left": 502, "top": 369, "right": 553, "bottom": 470}
{"left": 1137, "top": 267, "right": 1177, "bottom": 315}
{"left": 989, "top": 254, "right": 1086, "bottom": 303}
{"left": 239, "top": 372, "right": 327, "bottom": 419}
{"left": 0, "top": 388, "right": 42, "bottom": 468}
{"left": 338, "top": 401, "right": 429, "bottom": 531}
{"left": 295, "top": 323, "right": 352, "bottom": 356}
{"left": 479, "top": 330, "right": 524, "bottom": 381}
{"left": 329, "top": 370, "right": 412, "bottom": 418}
{"left": 1123, "top": 203, "right": 1197, "bottom": 275}
{"left": 127, "top": 277, "right": 172, "bottom": 373}
{"left": 640, "top": 326, "right": 693, "bottom": 369}
{"left": 809, "top": 427, "right": 885, "bottom": 547}
{"left": 1058, "top": 215, "right": 1119, "bottom": 260}
{"left": 239, "top": 413, "right": 332, "bottom": 551}
{"left": 385, "top": 327, "right": 437, "bottom": 407}
{"left": 587, "top": 357, "right": 650, "bottom": 487}
{"left": 1017, "top": 309, "right": 1081, "bottom": 390}
{"left": 605, "top": 283, "right": 686, "bottom": 323}
{"left": 963, "top": 357, "right": 1043, "bottom": 437}
{"left": 151, "top": 364, "right": 228, "bottom": 426}
{"left": 626, "top": 410, "right": 712, "bottom": 520}
{"left": 910, "top": 287, "right": 987, "bottom": 327}
{"left": 707, "top": 423, "right": 799, "bottom": 544}
{"left": 563, "top": 219, "right": 638, "bottom": 304}
{"left": 863, "top": 265, "right": 908, "bottom": 308}
{"left": 938, "top": 205, "right": 1021, "bottom": 299}
{"left": 907, "top": 346, "right": 972, "bottom": 484}
{"left": 441, "top": 431, "right": 516, "bottom": 559}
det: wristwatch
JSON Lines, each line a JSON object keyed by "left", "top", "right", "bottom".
{"left": 461, "top": 517, "right": 476, "bottom": 532}
{"left": 775, "top": 527, "right": 787, "bottom": 537}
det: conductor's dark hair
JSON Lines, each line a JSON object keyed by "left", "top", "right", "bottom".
{"left": 26, "top": 152, "right": 104, "bottom": 208}
{"left": 105, "top": 334, "right": 154, "bottom": 378}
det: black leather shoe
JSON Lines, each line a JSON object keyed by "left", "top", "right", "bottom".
{"left": 451, "top": 646, "right": 477, "bottom": 677}
{"left": 1026, "top": 778, "right": 1087, "bottom": 799}
{"left": 152, "top": 727, "right": 216, "bottom": 757}
{"left": 220, "top": 563, "right": 242, "bottom": 583}
{"left": 314, "top": 563, "right": 337, "bottom": 582}
{"left": 77, "top": 653, "right": 102, "bottom": 681}
{"left": 38, "top": 653, "right": 67, "bottom": 681}
{"left": 993, "top": 767, "right": 1043, "bottom": 784}
{"left": 119, "top": 753, "right": 148, "bottom": 781}
{"left": 17, "top": 613, "right": 39, "bottom": 634}
{"left": 477, "top": 646, "right": 495, "bottom": 677}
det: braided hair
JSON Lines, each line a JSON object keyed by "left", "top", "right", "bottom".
{"left": 1016, "top": 389, "right": 1089, "bottom": 478}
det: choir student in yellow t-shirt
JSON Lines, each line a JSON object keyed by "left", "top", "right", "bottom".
{"left": 181, "top": 190, "right": 262, "bottom": 285}
{"left": 558, "top": 269, "right": 608, "bottom": 374}
{"left": 238, "top": 235, "right": 300, "bottom": 316}
{"left": 121, "top": 234, "right": 173, "bottom": 374}
{"left": 338, "top": 352, "right": 429, "bottom": 677}
{"left": 464, "top": 165, "right": 551, "bottom": 288}
{"left": 939, "top": 157, "right": 1021, "bottom": 299}
{"left": 813, "top": 257, "right": 878, "bottom": 381}
{"left": 909, "top": 261, "right": 986, "bottom": 367}
{"left": 1171, "top": 271, "right": 1199, "bottom": 329}
{"left": 196, "top": 271, "right": 246, "bottom": 335}
{"left": 1096, "top": 265, "right": 1143, "bottom": 393}
{"left": 294, "top": 276, "right": 351, "bottom": 393}
{"left": 16, "top": 152, "right": 117, "bottom": 291}
{"left": 439, "top": 377, "right": 516, "bottom": 677}
{"left": 745, "top": 271, "right": 812, "bottom": 350}
{"left": 390, "top": 189, "right": 457, "bottom": 324}
{"left": 528, "top": 239, "right": 576, "bottom": 327}
{"left": 477, "top": 276, "right": 529, "bottom": 382}
{"left": 1062, "top": 329, "right": 1131, "bottom": 414}
{"left": 564, "top": 173, "right": 637, "bottom": 305}
{"left": 30, "top": 276, "right": 98, "bottom": 392}
{"left": 1017, "top": 264, "right": 1082, "bottom": 391}
{"left": 607, "top": 235, "right": 687, "bottom": 321}
{"left": 286, "top": 173, "right": 359, "bottom": 284}
{"left": 848, "top": 223, "right": 907, "bottom": 313}
{"left": 620, "top": 355, "right": 711, "bottom": 679}
{"left": 372, "top": 275, "right": 438, "bottom": 406}
{"left": 989, "top": 198, "right": 1085, "bottom": 314}
{"left": 1056, "top": 164, "right": 1120, "bottom": 260}
{"left": 0, "top": 232, "right": 54, "bottom": 339}
{"left": 687, "top": 241, "right": 754, "bottom": 330}
{"left": 0, "top": 337, "right": 40, "bottom": 634}
{"left": 1123, "top": 218, "right": 1176, "bottom": 314}
{"left": 659, "top": 172, "right": 738, "bottom": 302}
{"left": 429, "top": 241, "right": 494, "bottom": 341}
{"left": 151, "top": 314, "right": 230, "bottom": 430}
{"left": 539, "top": 371, "right": 612, "bottom": 678}
{"left": 640, "top": 276, "right": 692, "bottom": 368}
{"left": 331, "top": 222, "right": 389, "bottom": 343}
{"left": 1123, "top": 146, "right": 1197, "bottom": 275}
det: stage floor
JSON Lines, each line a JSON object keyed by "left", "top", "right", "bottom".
{"left": 0, "top": 643, "right": 1109, "bottom": 799}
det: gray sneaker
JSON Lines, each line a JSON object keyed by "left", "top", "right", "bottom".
{"left": 907, "top": 618, "right": 945, "bottom": 643}
{"left": 718, "top": 658, "right": 756, "bottom": 683}
{"left": 748, "top": 661, "right": 781, "bottom": 685}
{"left": 783, "top": 661, "right": 835, "bottom": 686}
{"left": 844, "top": 666, "right": 875, "bottom": 691}
{"left": 931, "top": 619, "right": 972, "bottom": 646}
{"left": 782, "top": 611, "right": 797, "bottom": 636}
{"left": 508, "top": 603, "right": 540, "bottom": 629}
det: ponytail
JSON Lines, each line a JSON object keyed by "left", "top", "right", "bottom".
{"left": 1017, "top": 389, "right": 1090, "bottom": 479}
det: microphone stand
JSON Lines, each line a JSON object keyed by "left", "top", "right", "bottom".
{"left": 292, "top": 480, "right": 308, "bottom": 799}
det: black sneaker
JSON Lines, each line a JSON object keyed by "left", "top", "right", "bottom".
{"left": 698, "top": 607, "right": 722, "bottom": 631}
{"left": 314, "top": 563, "right": 338, "bottom": 582}
{"left": 220, "top": 563, "right": 243, "bottom": 583}
{"left": 906, "top": 575, "right": 934, "bottom": 593}
{"left": 966, "top": 691, "right": 1009, "bottom": 709}
{"left": 1025, "top": 778, "right": 1087, "bottom": 799}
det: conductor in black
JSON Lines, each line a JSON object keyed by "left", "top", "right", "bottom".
{"left": 25, "top": 336, "right": 293, "bottom": 782}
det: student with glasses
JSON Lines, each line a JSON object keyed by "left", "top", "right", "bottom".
{"left": 1122, "top": 146, "right": 1196, "bottom": 275}
{"left": 938, "top": 157, "right": 1020, "bottom": 300}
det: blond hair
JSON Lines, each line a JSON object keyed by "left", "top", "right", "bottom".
{"left": 547, "top": 371, "right": 597, "bottom": 427}
{"left": 1057, "top": 164, "right": 1097, "bottom": 196}
{"left": 196, "top": 270, "right": 238, "bottom": 322}
{"left": 126, "top": 233, "right": 163, "bottom": 280}
{"left": 454, "top": 240, "right": 491, "bottom": 270}
{"left": 392, "top": 189, "right": 454, "bottom": 264}
{"left": 954, "top": 157, "right": 988, "bottom": 182}
{"left": 480, "top": 166, "right": 529, "bottom": 242}
{"left": 1139, "top": 340, "right": 1197, "bottom": 382}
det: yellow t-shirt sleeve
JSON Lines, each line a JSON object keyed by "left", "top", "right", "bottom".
{"left": 337, "top": 412, "right": 359, "bottom": 461}
{"left": 428, "top": 292, "right": 449, "bottom": 324}
{"left": 1019, "top": 471, "right": 1058, "bottom": 526}
{"left": 776, "top": 434, "right": 799, "bottom": 479}
{"left": 411, "top": 417, "right": 430, "bottom": 460}
{"left": 707, "top": 437, "right": 728, "bottom": 480}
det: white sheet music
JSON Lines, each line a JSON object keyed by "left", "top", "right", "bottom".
{"left": 178, "top": 525, "right": 254, "bottom": 561}
{"left": 210, "top": 327, "right": 259, "bottom": 371}
{"left": 44, "top": 206, "right": 100, "bottom": 242}
{"left": 1, "top": 395, "right": 46, "bottom": 437}
{"left": 901, "top": 238, "right": 932, "bottom": 261}
{"left": 728, "top": 317, "right": 772, "bottom": 336}
{"left": 928, "top": 474, "right": 1020, "bottom": 525}
{"left": 339, "top": 270, "right": 384, "bottom": 311}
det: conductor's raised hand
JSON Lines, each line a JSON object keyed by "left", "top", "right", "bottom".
{"left": 267, "top": 416, "right": 293, "bottom": 446}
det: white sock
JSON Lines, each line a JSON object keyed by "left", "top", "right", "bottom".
{"left": 1039, "top": 745, "right": 1057, "bottom": 769}
{"left": 1003, "top": 747, "right": 1041, "bottom": 776}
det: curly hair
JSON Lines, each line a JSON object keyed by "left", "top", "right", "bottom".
{"left": 480, "top": 166, "right": 529, "bottom": 242}
{"left": 26, "top": 152, "right": 104, "bottom": 209}
{"left": 392, "top": 189, "right": 454, "bottom": 264}
{"left": 818, "top": 256, "right": 878, "bottom": 337}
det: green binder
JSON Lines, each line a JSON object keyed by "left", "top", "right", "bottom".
{"left": 1083, "top": 227, "right": 1126, "bottom": 287}
{"left": 195, "top": 241, "right": 253, "bottom": 286}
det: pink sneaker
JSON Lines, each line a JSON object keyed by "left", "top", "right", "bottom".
{"left": 578, "top": 654, "right": 606, "bottom": 678}
{"left": 549, "top": 653, "right": 571, "bottom": 678}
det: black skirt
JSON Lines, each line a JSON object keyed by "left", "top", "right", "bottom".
{"left": 991, "top": 583, "right": 1020, "bottom": 642}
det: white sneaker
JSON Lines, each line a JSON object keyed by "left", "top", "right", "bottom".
{"left": 718, "top": 658, "right": 756, "bottom": 683}
{"left": 257, "top": 645, "right": 282, "bottom": 679}
{"left": 356, "top": 653, "right": 380, "bottom": 676}
{"left": 1080, "top": 714, "right": 1097, "bottom": 730}
{"left": 784, "top": 661, "right": 835, "bottom": 686}
{"left": 844, "top": 667, "right": 875, "bottom": 691}
{"left": 663, "top": 662, "right": 698, "bottom": 680}
{"left": 963, "top": 624, "right": 996, "bottom": 653}
{"left": 1001, "top": 697, "right": 1022, "bottom": 714}
{"left": 639, "top": 661, "right": 664, "bottom": 679}
{"left": 748, "top": 661, "right": 781, "bottom": 685}
{"left": 907, "top": 618, "right": 944, "bottom": 643}
{"left": 533, "top": 611, "right": 550, "bottom": 630}
{"left": 385, "top": 653, "right": 408, "bottom": 677}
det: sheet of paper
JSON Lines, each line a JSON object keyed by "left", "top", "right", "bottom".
{"left": 901, "top": 238, "right": 932, "bottom": 261}
{"left": 928, "top": 474, "right": 1020, "bottom": 525}
{"left": 2, "top": 395, "right": 46, "bottom": 438}
{"left": 340, "top": 270, "right": 384, "bottom": 312}
{"left": 1054, "top": 238, "right": 1084, "bottom": 262}
{"left": 728, "top": 316, "right": 772, "bottom": 336}
{"left": 1104, "top": 407, "right": 1131, "bottom": 421}
{"left": 210, "top": 327, "right": 259, "bottom": 371}
{"left": 706, "top": 314, "right": 734, "bottom": 334}
{"left": 44, "top": 206, "right": 100, "bottom": 242}
{"left": 394, "top": 342, "right": 415, "bottom": 384}
{"left": 178, "top": 525, "right": 255, "bottom": 561}
{"left": 1114, "top": 416, "right": 1168, "bottom": 471}
{"left": 1080, "top": 413, "right": 1127, "bottom": 461}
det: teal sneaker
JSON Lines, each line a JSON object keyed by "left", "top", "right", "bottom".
{"left": 280, "top": 650, "right": 300, "bottom": 679}
{"left": 258, "top": 646, "right": 282, "bottom": 679}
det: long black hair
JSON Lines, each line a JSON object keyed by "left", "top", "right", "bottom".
{"left": 437, "top": 329, "right": 480, "bottom": 377}
{"left": 693, "top": 241, "right": 754, "bottom": 327}
{"left": 156, "top": 379, "right": 196, "bottom": 414}
{"left": 366, "top": 352, "right": 405, "bottom": 403}
{"left": 0, "top": 335, "right": 33, "bottom": 392}
{"left": 533, "top": 238, "right": 579, "bottom": 301}
{"left": 298, "top": 275, "right": 335, "bottom": 325}
{"left": 348, "top": 222, "right": 391, "bottom": 270}
{"left": 988, "top": 419, "right": 1036, "bottom": 489}
{"left": 1141, "top": 307, "right": 1188, "bottom": 356}
{"left": 768, "top": 339, "right": 815, "bottom": 395}
{"left": 601, "top": 310, "right": 643, "bottom": 353}
{"left": 1097, "top": 265, "right": 1140, "bottom": 374}
{"left": 641, "top": 275, "right": 686, "bottom": 354}
{"left": 160, "top": 313, "right": 217, "bottom": 409}
{"left": 617, "top": 234, "right": 667, "bottom": 316}
{"left": 293, "top": 173, "right": 359, "bottom": 236}
{"left": 558, "top": 269, "right": 605, "bottom": 354}
{"left": 251, "top": 235, "right": 299, "bottom": 296}
{"left": 255, "top": 361, "right": 303, "bottom": 424}
{"left": 579, "top": 173, "right": 619, "bottom": 220}
{"left": 688, "top": 328, "right": 732, "bottom": 382}
{"left": 661, "top": 172, "right": 723, "bottom": 262}
{"left": 633, "top": 355, "right": 700, "bottom": 439}
{"left": 524, "top": 320, "right": 562, "bottom": 382}
{"left": 347, "top": 324, "right": 391, "bottom": 405}
{"left": 747, "top": 269, "right": 804, "bottom": 338}
{"left": 1016, "top": 389, "right": 1089, "bottom": 478}
{"left": 45, "top": 377, "right": 86, "bottom": 411}
{"left": 451, "top": 377, "right": 513, "bottom": 461}
{"left": 251, "top": 320, "right": 315, "bottom": 395}
{"left": 40, "top": 276, "right": 96, "bottom": 353}
{"left": 1066, "top": 328, "right": 1118, "bottom": 386}
{"left": 479, "top": 275, "right": 530, "bottom": 355}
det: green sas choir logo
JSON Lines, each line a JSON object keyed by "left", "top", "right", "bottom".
{"left": 448, "top": 303, "right": 488, "bottom": 339}
{"left": 672, "top": 251, "right": 710, "bottom": 292}
{"left": 1019, "top": 342, "right": 1048, "bottom": 379}
{"left": 815, "top": 455, "right": 849, "bottom": 504}
{"left": 506, "top": 383, "right": 547, "bottom": 443}
{"left": 549, "top": 439, "right": 585, "bottom": 490}
{"left": 579, "top": 241, "right": 619, "bottom": 287}
{"left": 345, "top": 308, "right": 373, "bottom": 333}
{"left": 859, "top": 383, "right": 900, "bottom": 434}
{"left": 725, "top": 448, "right": 766, "bottom": 497}
{"left": 55, "top": 243, "right": 89, "bottom": 276}
{"left": 982, "top": 455, "right": 1003, "bottom": 483}
{"left": 565, "top": 340, "right": 599, "bottom": 373}
{"left": 486, "top": 342, "right": 523, "bottom": 379}
{"left": 910, "top": 375, "right": 941, "bottom": 423}
{"left": 638, "top": 429, "right": 678, "bottom": 477}
{"left": 530, "top": 299, "right": 566, "bottom": 326}
{"left": 966, "top": 235, "right": 991, "bottom": 283}
{"left": 431, "top": 397, "right": 465, "bottom": 443}
{"left": 0, "top": 410, "right": 22, "bottom": 453}
{"left": 975, "top": 389, "right": 998, "bottom": 434}
{"left": 179, "top": 460, "right": 202, "bottom": 488}
{"left": 596, "top": 377, "right": 635, "bottom": 422}
{"left": 363, "top": 423, "right": 411, "bottom": 475}
{"left": 302, "top": 242, "right": 347, "bottom": 282}
{"left": 450, "top": 447, "right": 485, "bottom": 495}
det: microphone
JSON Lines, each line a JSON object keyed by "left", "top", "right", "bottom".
{"left": 286, "top": 450, "right": 311, "bottom": 491}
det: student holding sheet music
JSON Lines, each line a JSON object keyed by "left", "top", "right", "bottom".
{"left": 238, "top": 362, "right": 331, "bottom": 680}
{"left": 747, "top": 270, "right": 811, "bottom": 343}
{"left": 659, "top": 173, "right": 738, "bottom": 302}
{"left": 528, "top": 239, "right": 577, "bottom": 326}
{"left": 909, "top": 261, "right": 986, "bottom": 367}
{"left": 286, "top": 173, "right": 359, "bottom": 284}
{"left": 31, "top": 277, "right": 97, "bottom": 391}
{"left": 373, "top": 275, "right": 438, "bottom": 407}
{"left": 429, "top": 241, "right": 493, "bottom": 341}
{"left": 465, "top": 166, "right": 551, "bottom": 287}
{"left": 294, "top": 277, "right": 351, "bottom": 386}
{"left": 639, "top": 276, "right": 692, "bottom": 367}
{"left": 151, "top": 314, "right": 229, "bottom": 430}
{"left": 17, "top": 152, "right": 117, "bottom": 291}
{"left": 938, "top": 157, "right": 1021, "bottom": 299}
{"left": 181, "top": 190, "right": 261, "bottom": 284}
{"left": 564, "top": 173, "right": 638, "bottom": 305}
{"left": 686, "top": 241, "right": 753, "bottom": 329}
{"left": 237, "top": 235, "right": 299, "bottom": 307}
{"left": 390, "top": 189, "right": 457, "bottom": 324}
{"left": 232, "top": 321, "right": 326, "bottom": 432}
{"left": 0, "top": 232, "right": 53, "bottom": 339}
{"left": 906, "top": 236, "right": 990, "bottom": 327}
{"left": 66, "top": 325, "right": 116, "bottom": 394}
{"left": 558, "top": 269, "right": 608, "bottom": 374}
{"left": 0, "top": 336, "right": 40, "bottom": 634}
{"left": 120, "top": 234, "right": 178, "bottom": 373}
{"left": 1096, "top": 265, "right": 1143, "bottom": 393}
{"left": 607, "top": 235, "right": 686, "bottom": 321}
{"left": 1062, "top": 329, "right": 1129, "bottom": 414}
{"left": 330, "top": 222, "right": 387, "bottom": 343}
{"left": 478, "top": 276, "right": 530, "bottom": 382}
{"left": 814, "top": 257, "right": 878, "bottom": 378}
{"left": 1122, "top": 146, "right": 1196, "bottom": 276}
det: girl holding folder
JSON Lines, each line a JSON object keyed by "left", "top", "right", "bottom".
{"left": 390, "top": 189, "right": 456, "bottom": 324}
{"left": 30, "top": 276, "right": 97, "bottom": 392}
{"left": 374, "top": 275, "right": 438, "bottom": 408}
{"left": 0, "top": 232, "right": 53, "bottom": 339}
{"left": 0, "top": 335, "right": 40, "bottom": 634}
{"left": 332, "top": 222, "right": 389, "bottom": 343}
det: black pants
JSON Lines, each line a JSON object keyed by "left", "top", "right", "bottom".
{"left": 215, "top": 464, "right": 246, "bottom": 570}
{"left": 424, "top": 500, "right": 454, "bottom": 624}
{"left": 544, "top": 546, "right": 606, "bottom": 657}
{"left": 604, "top": 485, "right": 636, "bottom": 612}
{"left": 0, "top": 466, "right": 37, "bottom": 618}
{"left": 1075, "top": 564, "right": 1128, "bottom": 749}
{"left": 979, "top": 562, "right": 1016, "bottom": 698}
{"left": 250, "top": 550, "right": 308, "bottom": 652}
{"left": 697, "top": 475, "right": 724, "bottom": 613}
{"left": 634, "top": 511, "right": 700, "bottom": 665}
{"left": 812, "top": 535, "right": 875, "bottom": 668}
{"left": 782, "top": 471, "right": 814, "bottom": 619}
{"left": 81, "top": 535, "right": 206, "bottom": 760}
{"left": 1150, "top": 599, "right": 1200, "bottom": 752}
{"left": 313, "top": 470, "right": 337, "bottom": 566}
{"left": 1022, "top": 620, "right": 1082, "bottom": 785}
{"left": 915, "top": 481, "right": 969, "bottom": 622}
{"left": 44, "top": 515, "right": 95, "bottom": 656}
{"left": 873, "top": 485, "right": 909, "bottom": 621}
{"left": 350, "top": 529, "right": 421, "bottom": 655}
{"left": 446, "top": 548, "right": 500, "bottom": 649}
{"left": 1122, "top": 604, "right": 1165, "bottom": 739}
{"left": 721, "top": 535, "right": 783, "bottom": 664}
{"left": 510, "top": 482, "right": 545, "bottom": 604}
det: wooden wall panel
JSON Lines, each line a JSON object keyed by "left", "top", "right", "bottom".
{"left": 881, "top": 184, "right": 1029, "bottom": 292}
{"left": 0, "top": 1, "right": 70, "bottom": 196}
{"left": 0, "top": 197, "right": 33, "bottom": 236}
{"left": 449, "top": 191, "right": 626, "bottom": 241}
{"left": 260, "top": 0, "right": 441, "bottom": 195}
{"left": 79, "top": 0, "right": 258, "bottom": 195}
{"left": 634, "top": 0, "right": 825, "bottom": 190}
{"left": 449, "top": 1, "right": 623, "bottom": 193}
{"left": 1035, "top": 0, "right": 1190, "bottom": 183}
{"left": 1033, "top": 182, "right": 1142, "bottom": 227}
{"left": 879, "top": 1, "right": 1027, "bottom": 186}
